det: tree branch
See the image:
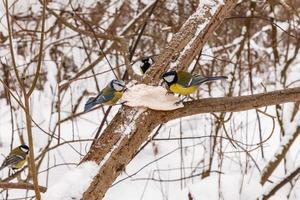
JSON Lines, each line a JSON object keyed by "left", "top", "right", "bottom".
{"left": 261, "top": 126, "right": 300, "bottom": 185}
{"left": 82, "top": 86, "right": 300, "bottom": 199}
{"left": 262, "top": 165, "right": 300, "bottom": 200}
{"left": 59, "top": 1, "right": 158, "bottom": 91}
{"left": 160, "top": 87, "right": 300, "bottom": 122}
{"left": 27, "top": 0, "right": 46, "bottom": 96}
{"left": 0, "top": 182, "right": 47, "bottom": 193}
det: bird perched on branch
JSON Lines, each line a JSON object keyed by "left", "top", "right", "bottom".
{"left": 161, "top": 70, "right": 227, "bottom": 97}
{"left": 138, "top": 57, "right": 154, "bottom": 75}
{"left": 0, "top": 144, "right": 29, "bottom": 171}
{"left": 84, "top": 79, "right": 126, "bottom": 112}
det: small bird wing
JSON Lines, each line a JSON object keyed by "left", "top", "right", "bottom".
{"left": 1, "top": 154, "right": 25, "bottom": 169}
{"left": 84, "top": 86, "right": 114, "bottom": 112}
{"left": 189, "top": 75, "right": 209, "bottom": 86}
{"left": 96, "top": 87, "right": 114, "bottom": 103}
{"left": 177, "top": 71, "right": 193, "bottom": 87}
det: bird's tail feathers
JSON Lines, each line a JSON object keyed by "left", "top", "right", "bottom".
{"left": 205, "top": 76, "right": 228, "bottom": 81}
{"left": 192, "top": 75, "right": 227, "bottom": 85}
{"left": 84, "top": 97, "right": 97, "bottom": 112}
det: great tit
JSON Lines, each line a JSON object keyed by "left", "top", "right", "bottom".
{"left": 139, "top": 57, "right": 154, "bottom": 74}
{"left": 0, "top": 144, "right": 29, "bottom": 171}
{"left": 84, "top": 79, "right": 126, "bottom": 112}
{"left": 161, "top": 71, "right": 227, "bottom": 96}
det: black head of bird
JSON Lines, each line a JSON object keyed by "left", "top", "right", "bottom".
{"left": 140, "top": 57, "right": 154, "bottom": 74}
{"left": 19, "top": 144, "right": 29, "bottom": 154}
{"left": 110, "top": 79, "right": 126, "bottom": 92}
{"left": 161, "top": 71, "right": 178, "bottom": 86}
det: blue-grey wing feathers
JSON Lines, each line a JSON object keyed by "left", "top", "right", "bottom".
{"left": 84, "top": 91, "right": 114, "bottom": 112}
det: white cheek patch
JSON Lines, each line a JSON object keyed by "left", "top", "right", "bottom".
{"left": 20, "top": 147, "right": 29, "bottom": 153}
{"left": 164, "top": 75, "right": 175, "bottom": 83}
{"left": 148, "top": 58, "right": 154, "bottom": 65}
{"left": 113, "top": 83, "right": 124, "bottom": 91}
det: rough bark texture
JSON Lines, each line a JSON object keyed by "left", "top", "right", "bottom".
{"left": 176, "top": 0, "right": 237, "bottom": 70}
{"left": 0, "top": 182, "right": 47, "bottom": 193}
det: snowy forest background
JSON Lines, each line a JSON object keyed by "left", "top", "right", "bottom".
{"left": 0, "top": 0, "right": 300, "bottom": 199}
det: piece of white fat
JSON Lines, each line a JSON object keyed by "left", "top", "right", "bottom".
{"left": 122, "top": 84, "right": 183, "bottom": 111}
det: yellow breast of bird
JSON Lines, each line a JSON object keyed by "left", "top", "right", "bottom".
{"left": 170, "top": 83, "right": 198, "bottom": 95}
{"left": 14, "top": 159, "right": 26, "bottom": 169}
{"left": 104, "top": 91, "right": 123, "bottom": 105}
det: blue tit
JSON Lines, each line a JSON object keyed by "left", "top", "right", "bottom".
{"left": 161, "top": 71, "right": 227, "bottom": 96}
{"left": 84, "top": 79, "right": 126, "bottom": 112}
{"left": 0, "top": 144, "right": 29, "bottom": 171}
{"left": 139, "top": 57, "right": 154, "bottom": 74}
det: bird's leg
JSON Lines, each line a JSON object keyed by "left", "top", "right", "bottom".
{"left": 114, "top": 101, "right": 128, "bottom": 106}
{"left": 165, "top": 91, "right": 174, "bottom": 96}
{"left": 11, "top": 168, "right": 16, "bottom": 174}
{"left": 11, "top": 168, "right": 22, "bottom": 182}
{"left": 175, "top": 96, "right": 187, "bottom": 105}
{"left": 16, "top": 172, "right": 22, "bottom": 182}
{"left": 120, "top": 101, "right": 128, "bottom": 105}
{"left": 188, "top": 95, "right": 196, "bottom": 101}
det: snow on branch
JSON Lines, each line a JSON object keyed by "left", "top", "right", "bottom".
{"left": 261, "top": 103, "right": 300, "bottom": 185}
{"left": 145, "top": 0, "right": 237, "bottom": 83}
{"left": 43, "top": 162, "right": 98, "bottom": 200}
{"left": 262, "top": 165, "right": 300, "bottom": 200}
{"left": 172, "top": 0, "right": 228, "bottom": 70}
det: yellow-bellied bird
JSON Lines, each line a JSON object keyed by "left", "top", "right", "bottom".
{"left": 84, "top": 79, "right": 126, "bottom": 112}
{"left": 0, "top": 144, "right": 29, "bottom": 171}
{"left": 161, "top": 71, "right": 227, "bottom": 96}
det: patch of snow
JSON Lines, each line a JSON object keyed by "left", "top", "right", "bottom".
{"left": 124, "top": 108, "right": 145, "bottom": 135}
{"left": 283, "top": 103, "right": 300, "bottom": 135}
{"left": 122, "top": 84, "right": 183, "bottom": 110}
{"left": 114, "top": 107, "right": 146, "bottom": 137}
{"left": 43, "top": 161, "right": 99, "bottom": 200}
